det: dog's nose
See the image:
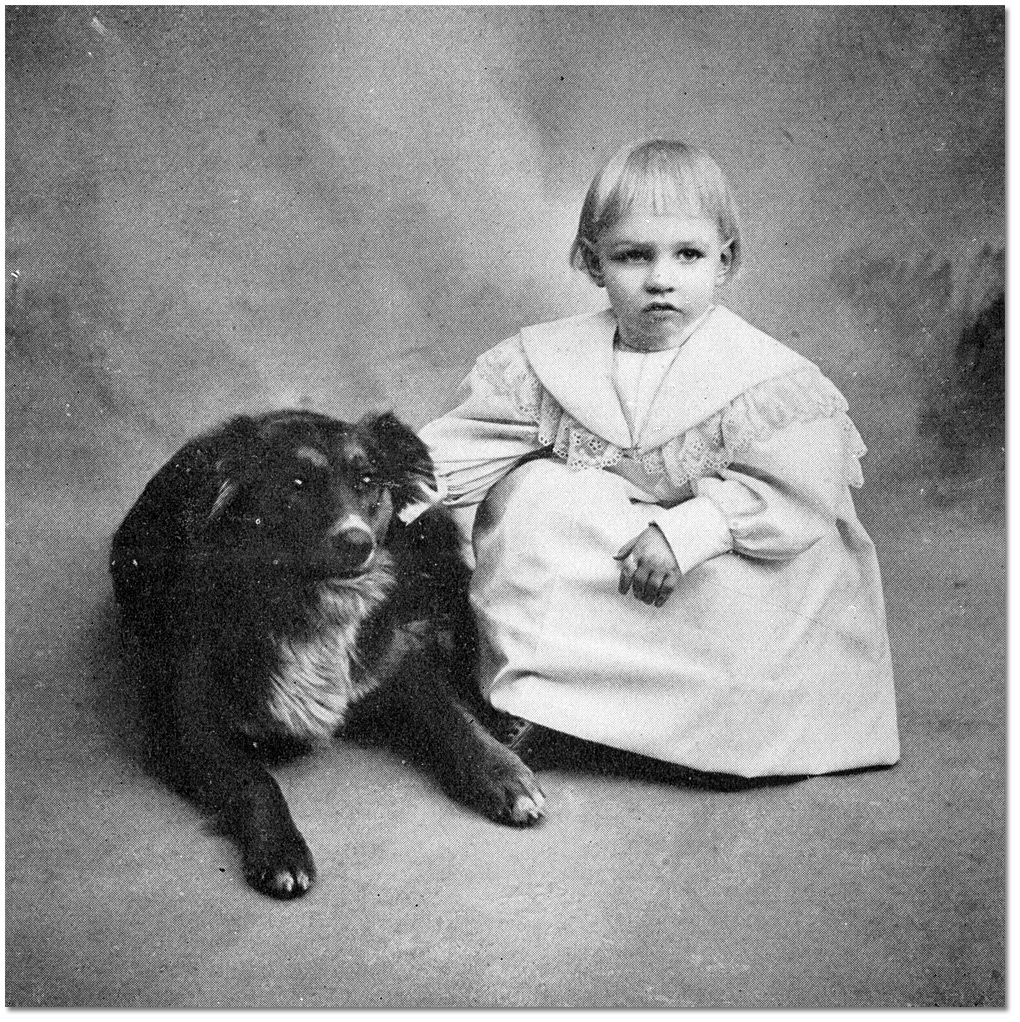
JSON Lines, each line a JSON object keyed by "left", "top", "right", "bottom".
{"left": 335, "top": 527, "right": 375, "bottom": 567}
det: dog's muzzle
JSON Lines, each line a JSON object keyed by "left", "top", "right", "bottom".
{"left": 329, "top": 518, "right": 377, "bottom": 573}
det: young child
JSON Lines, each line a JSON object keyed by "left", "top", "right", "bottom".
{"left": 419, "top": 139, "right": 899, "bottom": 778}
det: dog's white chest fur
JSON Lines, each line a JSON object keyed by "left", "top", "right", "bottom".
{"left": 266, "top": 561, "right": 396, "bottom": 740}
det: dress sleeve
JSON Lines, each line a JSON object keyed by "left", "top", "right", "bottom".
{"left": 418, "top": 338, "right": 544, "bottom": 508}
{"left": 647, "top": 369, "right": 865, "bottom": 574}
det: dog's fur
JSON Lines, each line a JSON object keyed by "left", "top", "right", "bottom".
{"left": 110, "top": 409, "right": 543, "bottom": 899}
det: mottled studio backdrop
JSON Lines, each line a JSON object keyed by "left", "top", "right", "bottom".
{"left": 5, "top": 7, "right": 1007, "bottom": 1009}
{"left": 6, "top": 6, "right": 1005, "bottom": 527}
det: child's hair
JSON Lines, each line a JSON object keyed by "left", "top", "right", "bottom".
{"left": 570, "top": 139, "right": 743, "bottom": 283}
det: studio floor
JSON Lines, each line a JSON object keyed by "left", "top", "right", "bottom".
{"left": 5, "top": 482, "right": 1005, "bottom": 1008}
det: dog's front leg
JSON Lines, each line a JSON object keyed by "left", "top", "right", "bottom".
{"left": 377, "top": 645, "right": 546, "bottom": 827}
{"left": 164, "top": 648, "right": 316, "bottom": 899}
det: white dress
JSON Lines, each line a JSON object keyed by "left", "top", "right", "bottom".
{"left": 419, "top": 306, "right": 899, "bottom": 777}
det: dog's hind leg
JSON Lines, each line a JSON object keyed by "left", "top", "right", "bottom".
{"left": 158, "top": 650, "right": 317, "bottom": 900}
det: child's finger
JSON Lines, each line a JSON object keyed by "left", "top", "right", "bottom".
{"left": 618, "top": 554, "right": 637, "bottom": 594}
{"left": 653, "top": 572, "right": 679, "bottom": 608}
{"left": 631, "top": 564, "right": 656, "bottom": 603}
{"left": 613, "top": 537, "right": 638, "bottom": 561}
{"left": 638, "top": 569, "right": 666, "bottom": 605}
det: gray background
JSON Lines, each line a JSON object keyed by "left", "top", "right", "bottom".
{"left": 7, "top": 6, "right": 1005, "bottom": 1008}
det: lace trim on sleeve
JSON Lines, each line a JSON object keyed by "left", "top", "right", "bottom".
{"left": 474, "top": 340, "right": 865, "bottom": 488}
{"left": 649, "top": 365, "right": 867, "bottom": 488}
{"left": 725, "top": 365, "right": 866, "bottom": 487}
{"left": 645, "top": 367, "right": 862, "bottom": 490}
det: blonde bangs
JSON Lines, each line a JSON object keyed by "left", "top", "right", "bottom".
{"left": 572, "top": 139, "right": 742, "bottom": 276}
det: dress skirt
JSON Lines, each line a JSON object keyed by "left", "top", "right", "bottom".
{"left": 471, "top": 458, "right": 900, "bottom": 777}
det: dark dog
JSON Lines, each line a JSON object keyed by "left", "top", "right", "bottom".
{"left": 110, "top": 409, "right": 544, "bottom": 899}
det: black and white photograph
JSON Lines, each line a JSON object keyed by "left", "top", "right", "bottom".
{"left": 6, "top": 5, "right": 1005, "bottom": 1009}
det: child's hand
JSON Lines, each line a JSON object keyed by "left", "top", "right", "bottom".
{"left": 614, "top": 525, "right": 681, "bottom": 608}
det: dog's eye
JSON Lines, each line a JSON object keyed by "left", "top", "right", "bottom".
{"left": 292, "top": 477, "right": 305, "bottom": 490}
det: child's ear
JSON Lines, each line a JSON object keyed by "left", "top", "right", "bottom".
{"left": 715, "top": 241, "right": 734, "bottom": 285}
{"left": 583, "top": 242, "right": 606, "bottom": 287}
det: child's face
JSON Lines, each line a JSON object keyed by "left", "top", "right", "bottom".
{"left": 594, "top": 208, "right": 731, "bottom": 350}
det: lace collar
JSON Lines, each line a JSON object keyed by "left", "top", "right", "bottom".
{"left": 518, "top": 306, "right": 810, "bottom": 450}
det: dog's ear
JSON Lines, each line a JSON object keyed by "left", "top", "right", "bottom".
{"left": 207, "top": 479, "right": 240, "bottom": 522}
{"left": 360, "top": 412, "right": 436, "bottom": 512}
{"left": 203, "top": 415, "right": 264, "bottom": 524}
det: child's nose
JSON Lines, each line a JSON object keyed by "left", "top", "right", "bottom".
{"left": 645, "top": 259, "right": 674, "bottom": 291}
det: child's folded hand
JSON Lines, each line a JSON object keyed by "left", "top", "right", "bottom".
{"left": 614, "top": 525, "right": 681, "bottom": 608}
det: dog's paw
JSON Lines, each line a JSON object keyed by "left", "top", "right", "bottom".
{"left": 243, "top": 833, "right": 317, "bottom": 900}
{"left": 470, "top": 744, "right": 547, "bottom": 827}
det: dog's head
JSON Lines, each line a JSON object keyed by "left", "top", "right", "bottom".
{"left": 203, "top": 409, "right": 435, "bottom": 579}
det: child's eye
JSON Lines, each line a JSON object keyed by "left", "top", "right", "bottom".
{"left": 676, "top": 247, "right": 704, "bottom": 262}
{"left": 611, "top": 248, "right": 650, "bottom": 264}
